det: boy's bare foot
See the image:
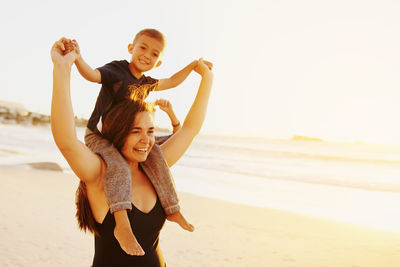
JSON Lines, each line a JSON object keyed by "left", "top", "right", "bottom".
{"left": 167, "top": 210, "right": 195, "bottom": 232}
{"left": 114, "top": 210, "right": 145, "bottom": 256}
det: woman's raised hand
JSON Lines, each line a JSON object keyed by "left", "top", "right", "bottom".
{"left": 50, "top": 37, "right": 78, "bottom": 66}
{"left": 194, "top": 58, "right": 213, "bottom": 77}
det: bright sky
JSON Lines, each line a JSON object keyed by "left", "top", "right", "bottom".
{"left": 1, "top": 0, "right": 400, "bottom": 144}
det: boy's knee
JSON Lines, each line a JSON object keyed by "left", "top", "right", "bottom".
{"left": 146, "top": 145, "right": 164, "bottom": 162}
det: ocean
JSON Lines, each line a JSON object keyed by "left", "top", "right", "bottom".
{"left": 1, "top": 123, "right": 400, "bottom": 232}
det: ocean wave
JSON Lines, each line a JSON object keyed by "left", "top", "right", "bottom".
{"left": 190, "top": 140, "right": 400, "bottom": 165}
{"left": 177, "top": 159, "right": 400, "bottom": 193}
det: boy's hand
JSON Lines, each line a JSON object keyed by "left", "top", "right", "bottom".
{"left": 193, "top": 59, "right": 213, "bottom": 71}
{"left": 155, "top": 99, "right": 173, "bottom": 114}
{"left": 63, "top": 39, "right": 81, "bottom": 59}
{"left": 71, "top": 40, "right": 81, "bottom": 58}
{"left": 194, "top": 58, "right": 213, "bottom": 76}
{"left": 63, "top": 39, "right": 74, "bottom": 55}
{"left": 202, "top": 60, "right": 213, "bottom": 71}
{"left": 51, "top": 37, "right": 78, "bottom": 66}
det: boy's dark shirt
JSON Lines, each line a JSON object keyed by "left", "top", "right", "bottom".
{"left": 87, "top": 60, "right": 158, "bottom": 132}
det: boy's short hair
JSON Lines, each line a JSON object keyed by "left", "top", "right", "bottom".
{"left": 133, "top": 29, "right": 166, "bottom": 50}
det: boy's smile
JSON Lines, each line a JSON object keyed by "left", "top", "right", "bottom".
{"left": 128, "top": 35, "right": 164, "bottom": 78}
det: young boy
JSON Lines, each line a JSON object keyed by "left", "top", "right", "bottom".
{"left": 63, "top": 29, "right": 212, "bottom": 256}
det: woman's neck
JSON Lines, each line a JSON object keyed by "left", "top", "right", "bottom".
{"left": 128, "top": 161, "right": 139, "bottom": 172}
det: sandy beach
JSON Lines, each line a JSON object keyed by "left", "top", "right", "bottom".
{"left": 0, "top": 166, "right": 399, "bottom": 267}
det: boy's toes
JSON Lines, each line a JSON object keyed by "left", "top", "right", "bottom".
{"left": 186, "top": 223, "right": 195, "bottom": 232}
{"left": 114, "top": 225, "right": 145, "bottom": 256}
{"left": 133, "top": 245, "right": 145, "bottom": 256}
{"left": 189, "top": 224, "right": 195, "bottom": 232}
{"left": 120, "top": 243, "right": 145, "bottom": 256}
{"left": 136, "top": 249, "right": 145, "bottom": 256}
{"left": 167, "top": 211, "right": 195, "bottom": 232}
{"left": 180, "top": 220, "right": 194, "bottom": 232}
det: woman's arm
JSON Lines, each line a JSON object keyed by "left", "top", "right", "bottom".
{"left": 51, "top": 39, "right": 104, "bottom": 184}
{"left": 160, "top": 59, "right": 213, "bottom": 167}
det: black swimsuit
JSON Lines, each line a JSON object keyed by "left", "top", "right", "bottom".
{"left": 92, "top": 198, "right": 166, "bottom": 267}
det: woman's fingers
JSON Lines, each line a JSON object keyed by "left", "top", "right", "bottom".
{"left": 203, "top": 60, "right": 213, "bottom": 70}
{"left": 52, "top": 40, "right": 64, "bottom": 52}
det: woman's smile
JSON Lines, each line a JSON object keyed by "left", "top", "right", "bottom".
{"left": 122, "top": 111, "right": 155, "bottom": 162}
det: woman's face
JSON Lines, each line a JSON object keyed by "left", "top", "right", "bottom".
{"left": 121, "top": 111, "right": 155, "bottom": 163}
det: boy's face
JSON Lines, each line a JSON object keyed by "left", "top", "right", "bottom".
{"left": 128, "top": 35, "right": 164, "bottom": 74}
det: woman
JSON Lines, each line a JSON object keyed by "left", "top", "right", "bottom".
{"left": 50, "top": 39, "right": 213, "bottom": 266}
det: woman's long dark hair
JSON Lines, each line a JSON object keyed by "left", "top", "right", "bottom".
{"left": 75, "top": 99, "right": 154, "bottom": 235}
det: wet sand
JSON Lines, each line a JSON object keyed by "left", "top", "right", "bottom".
{"left": 0, "top": 167, "right": 399, "bottom": 267}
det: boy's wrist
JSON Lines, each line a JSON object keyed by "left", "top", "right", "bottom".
{"left": 190, "top": 60, "right": 198, "bottom": 70}
{"left": 172, "top": 121, "right": 180, "bottom": 128}
{"left": 168, "top": 112, "right": 178, "bottom": 122}
{"left": 75, "top": 55, "right": 83, "bottom": 64}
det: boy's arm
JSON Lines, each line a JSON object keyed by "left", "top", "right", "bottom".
{"left": 75, "top": 57, "right": 101, "bottom": 83}
{"left": 71, "top": 40, "right": 101, "bottom": 83}
{"left": 155, "top": 99, "right": 181, "bottom": 133}
{"left": 156, "top": 59, "right": 213, "bottom": 91}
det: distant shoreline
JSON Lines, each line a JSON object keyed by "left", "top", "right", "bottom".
{"left": 2, "top": 99, "right": 396, "bottom": 145}
{"left": 0, "top": 100, "right": 88, "bottom": 127}
{"left": 0, "top": 101, "right": 171, "bottom": 132}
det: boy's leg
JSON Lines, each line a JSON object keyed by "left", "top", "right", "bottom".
{"left": 84, "top": 128, "right": 132, "bottom": 213}
{"left": 84, "top": 128, "right": 144, "bottom": 255}
{"left": 140, "top": 145, "right": 194, "bottom": 232}
{"left": 139, "top": 144, "right": 179, "bottom": 215}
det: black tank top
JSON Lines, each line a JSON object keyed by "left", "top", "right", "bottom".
{"left": 92, "top": 198, "right": 166, "bottom": 267}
